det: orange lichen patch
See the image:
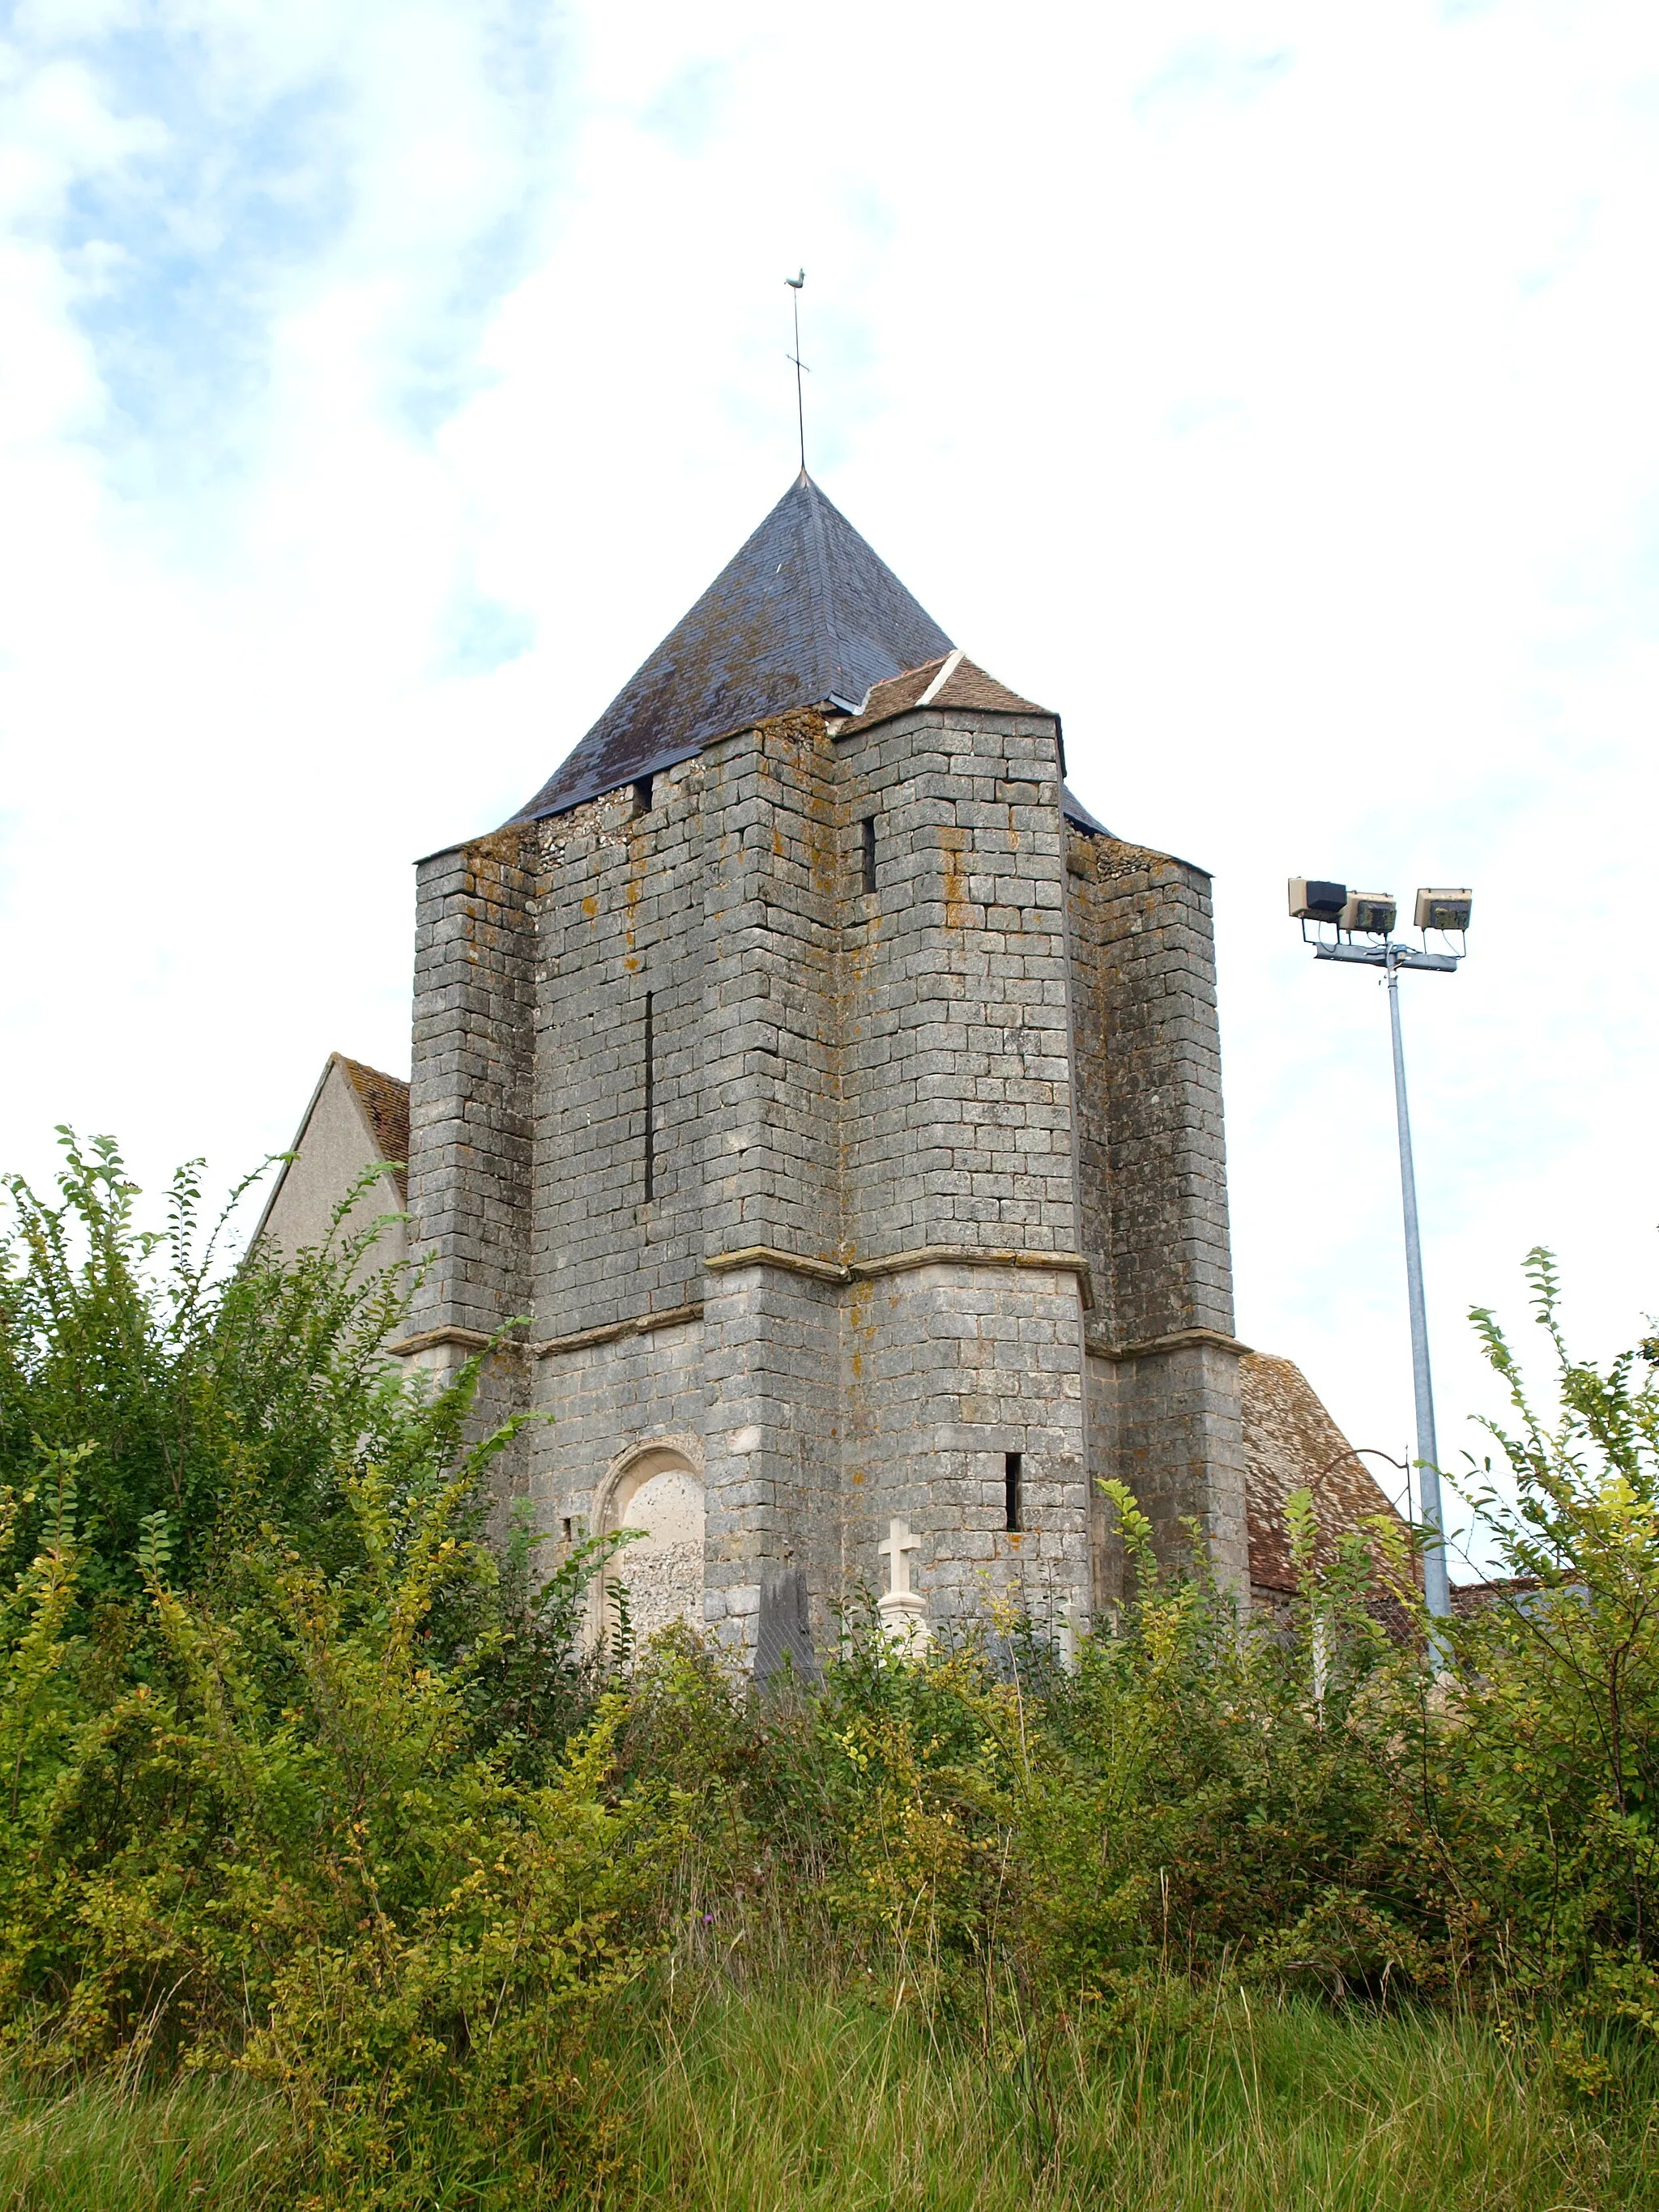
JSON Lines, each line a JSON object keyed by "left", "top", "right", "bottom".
{"left": 623, "top": 841, "right": 645, "bottom": 965}
{"left": 845, "top": 1280, "right": 877, "bottom": 1392}
{"left": 1240, "top": 1353, "right": 1414, "bottom": 1596}
{"left": 335, "top": 1055, "right": 411, "bottom": 1203}
{"left": 940, "top": 826, "right": 971, "bottom": 935}
{"left": 800, "top": 721, "right": 841, "bottom": 909}
{"left": 582, "top": 896, "right": 598, "bottom": 919}
{"left": 458, "top": 821, "right": 535, "bottom": 869}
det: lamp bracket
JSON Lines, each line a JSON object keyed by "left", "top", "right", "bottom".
{"left": 1314, "top": 943, "right": 1460, "bottom": 973}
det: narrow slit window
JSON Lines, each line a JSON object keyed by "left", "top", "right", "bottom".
{"left": 643, "top": 989, "right": 655, "bottom": 1202}
{"left": 1004, "top": 1451, "right": 1023, "bottom": 1532}
{"left": 859, "top": 815, "right": 877, "bottom": 896}
{"left": 633, "top": 774, "right": 654, "bottom": 816}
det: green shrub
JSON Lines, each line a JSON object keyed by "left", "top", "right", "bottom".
{"left": 689, "top": 1281, "right": 1659, "bottom": 2038}
{"left": 2, "top": 1132, "right": 1657, "bottom": 2201}
{"left": 1449, "top": 1248, "right": 1659, "bottom": 2031}
{"left": 0, "top": 1132, "right": 460, "bottom": 1597}
{"left": 0, "top": 1136, "right": 686, "bottom": 2202}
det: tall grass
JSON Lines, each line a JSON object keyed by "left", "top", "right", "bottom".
{"left": 0, "top": 2073, "right": 296, "bottom": 2210}
{"left": 2, "top": 1984, "right": 1653, "bottom": 2210}
{"left": 597, "top": 1979, "right": 1657, "bottom": 2212}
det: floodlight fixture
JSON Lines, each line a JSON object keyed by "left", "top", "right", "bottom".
{"left": 1340, "top": 891, "right": 1397, "bottom": 936}
{"left": 1414, "top": 887, "right": 1473, "bottom": 933}
{"left": 1288, "top": 877, "right": 1346, "bottom": 923}
{"left": 1287, "top": 866, "right": 1476, "bottom": 1628}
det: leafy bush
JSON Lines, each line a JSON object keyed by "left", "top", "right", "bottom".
{"left": 0, "top": 1132, "right": 460, "bottom": 1594}
{"left": 1452, "top": 1249, "right": 1659, "bottom": 2056}
{"left": 2, "top": 1133, "right": 1657, "bottom": 2202}
{"left": 0, "top": 1136, "right": 678, "bottom": 2204}
{"left": 630, "top": 1290, "right": 1659, "bottom": 2042}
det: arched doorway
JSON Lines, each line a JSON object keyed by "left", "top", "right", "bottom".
{"left": 594, "top": 1439, "right": 705, "bottom": 1648}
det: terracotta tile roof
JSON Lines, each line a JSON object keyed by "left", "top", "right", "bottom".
{"left": 1241, "top": 1352, "right": 1414, "bottom": 1593}
{"left": 336, "top": 1055, "right": 410, "bottom": 1202}
{"left": 835, "top": 652, "right": 1051, "bottom": 735}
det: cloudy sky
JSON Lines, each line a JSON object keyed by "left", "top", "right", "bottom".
{"left": 2, "top": 0, "right": 1655, "bottom": 1566}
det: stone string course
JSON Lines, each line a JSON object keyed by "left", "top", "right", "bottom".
{"left": 403, "top": 701, "right": 1245, "bottom": 1659}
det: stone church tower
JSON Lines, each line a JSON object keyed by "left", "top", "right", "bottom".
{"left": 391, "top": 472, "right": 1249, "bottom": 1669}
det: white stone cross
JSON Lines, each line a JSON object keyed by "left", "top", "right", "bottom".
{"left": 878, "top": 1518, "right": 920, "bottom": 1597}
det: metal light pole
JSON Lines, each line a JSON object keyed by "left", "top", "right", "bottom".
{"left": 1289, "top": 882, "right": 1471, "bottom": 1621}
{"left": 1384, "top": 943, "right": 1451, "bottom": 1618}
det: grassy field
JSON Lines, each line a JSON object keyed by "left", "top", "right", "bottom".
{"left": 2, "top": 1983, "right": 1654, "bottom": 2210}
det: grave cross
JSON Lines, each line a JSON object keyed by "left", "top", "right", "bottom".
{"left": 878, "top": 1517, "right": 920, "bottom": 1598}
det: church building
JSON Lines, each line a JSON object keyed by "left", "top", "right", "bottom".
{"left": 269, "top": 471, "right": 1401, "bottom": 1669}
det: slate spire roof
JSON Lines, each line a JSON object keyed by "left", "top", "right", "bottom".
{"left": 511, "top": 471, "right": 954, "bottom": 822}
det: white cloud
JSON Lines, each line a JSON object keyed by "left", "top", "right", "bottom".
{"left": 2, "top": 0, "right": 1656, "bottom": 1566}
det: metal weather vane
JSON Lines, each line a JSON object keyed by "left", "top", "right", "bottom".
{"left": 786, "top": 268, "right": 808, "bottom": 475}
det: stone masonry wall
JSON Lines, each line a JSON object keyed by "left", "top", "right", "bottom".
{"left": 1066, "top": 833, "right": 1247, "bottom": 1590}
{"left": 1085, "top": 1342, "right": 1247, "bottom": 1592}
{"left": 404, "top": 826, "right": 536, "bottom": 1491}
{"left": 841, "top": 1264, "right": 1089, "bottom": 1634}
{"left": 832, "top": 707, "right": 1092, "bottom": 1633}
{"left": 530, "top": 761, "right": 706, "bottom": 1343}
{"left": 525, "top": 752, "right": 712, "bottom": 1601}
{"left": 836, "top": 711, "right": 1081, "bottom": 1258}
{"left": 534, "top": 1317, "right": 706, "bottom": 1571}
{"left": 702, "top": 1264, "right": 840, "bottom": 1663}
{"left": 697, "top": 713, "right": 843, "bottom": 1660}
{"left": 1068, "top": 836, "right": 1231, "bottom": 1341}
